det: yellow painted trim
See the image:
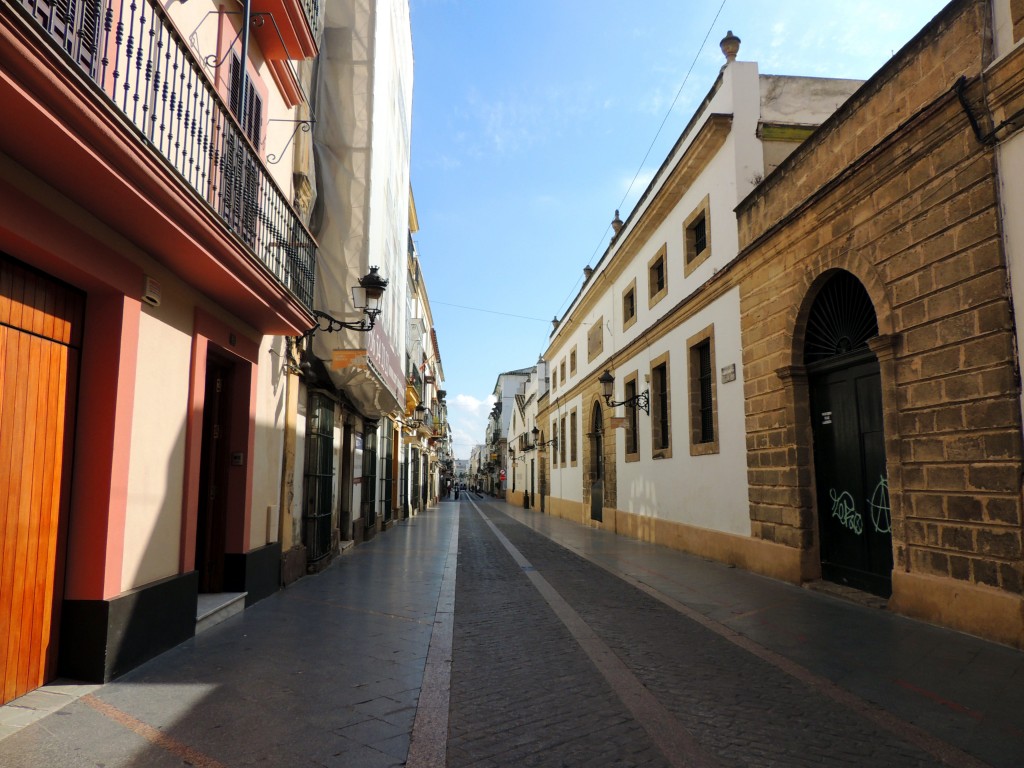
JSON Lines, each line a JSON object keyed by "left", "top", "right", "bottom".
{"left": 890, "top": 571, "right": 1024, "bottom": 649}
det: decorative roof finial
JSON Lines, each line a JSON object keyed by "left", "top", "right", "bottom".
{"left": 612, "top": 210, "right": 624, "bottom": 235}
{"left": 720, "top": 30, "right": 740, "bottom": 63}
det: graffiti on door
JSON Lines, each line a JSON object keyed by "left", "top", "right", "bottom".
{"left": 867, "top": 476, "right": 891, "bottom": 534}
{"left": 829, "top": 488, "right": 863, "bottom": 535}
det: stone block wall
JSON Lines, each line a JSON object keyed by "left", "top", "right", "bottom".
{"left": 736, "top": 0, "right": 1024, "bottom": 608}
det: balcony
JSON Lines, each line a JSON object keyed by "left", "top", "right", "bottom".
{"left": 2, "top": 0, "right": 316, "bottom": 328}
{"left": 251, "top": 0, "right": 319, "bottom": 61}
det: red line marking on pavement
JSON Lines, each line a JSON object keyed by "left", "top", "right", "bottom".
{"left": 82, "top": 694, "right": 229, "bottom": 768}
{"left": 895, "top": 679, "right": 984, "bottom": 721}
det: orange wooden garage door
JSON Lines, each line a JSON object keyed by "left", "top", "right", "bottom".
{"left": 0, "top": 255, "right": 82, "bottom": 705}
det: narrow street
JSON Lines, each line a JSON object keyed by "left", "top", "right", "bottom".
{"left": 2, "top": 497, "right": 1022, "bottom": 767}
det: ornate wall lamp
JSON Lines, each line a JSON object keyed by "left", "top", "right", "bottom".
{"left": 531, "top": 426, "right": 557, "bottom": 448}
{"left": 303, "top": 266, "right": 389, "bottom": 340}
{"left": 288, "top": 267, "right": 388, "bottom": 379}
{"left": 407, "top": 404, "right": 427, "bottom": 429}
{"left": 599, "top": 369, "right": 650, "bottom": 414}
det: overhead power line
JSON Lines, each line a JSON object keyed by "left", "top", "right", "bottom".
{"left": 559, "top": 0, "right": 732, "bottom": 321}
{"left": 431, "top": 300, "right": 550, "bottom": 323}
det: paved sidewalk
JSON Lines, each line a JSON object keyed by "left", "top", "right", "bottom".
{"left": 0, "top": 506, "right": 457, "bottom": 768}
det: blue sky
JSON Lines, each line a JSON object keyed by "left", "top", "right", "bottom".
{"left": 407, "top": 0, "right": 949, "bottom": 459}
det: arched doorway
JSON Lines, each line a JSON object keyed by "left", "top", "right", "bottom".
{"left": 590, "top": 401, "right": 604, "bottom": 522}
{"left": 805, "top": 271, "right": 892, "bottom": 597}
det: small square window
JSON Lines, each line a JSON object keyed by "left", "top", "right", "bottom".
{"left": 622, "top": 279, "right": 637, "bottom": 331}
{"left": 648, "top": 246, "right": 668, "bottom": 308}
{"left": 684, "top": 196, "right": 712, "bottom": 276}
{"left": 587, "top": 316, "right": 604, "bottom": 362}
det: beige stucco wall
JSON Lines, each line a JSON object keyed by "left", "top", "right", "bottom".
{"left": 122, "top": 285, "right": 193, "bottom": 590}
{"left": 251, "top": 336, "right": 289, "bottom": 549}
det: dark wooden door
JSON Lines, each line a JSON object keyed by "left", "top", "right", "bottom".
{"left": 0, "top": 255, "right": 82, "bottom": 705}
{"left": 196, "top": 358, "right": 232, "bottom": 592}
{"left": 810, "top": 357, "right": 892, "bottom": 596}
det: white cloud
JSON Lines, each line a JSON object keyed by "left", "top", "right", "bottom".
{"left": 448, "top": 393, "right": 496, "bottom": 459}
{"left": 452, "top": 392, "right": 493, "bottom": 414}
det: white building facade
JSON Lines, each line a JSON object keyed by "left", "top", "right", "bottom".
{"left": 539, "top": 39, "right": 861, "bottom": 555}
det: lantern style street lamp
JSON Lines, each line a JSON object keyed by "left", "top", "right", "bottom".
{"left": 599, "top": 369, "right": 650, "bottom": 415}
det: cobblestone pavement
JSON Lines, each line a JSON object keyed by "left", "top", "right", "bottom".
{"left": 454, "top": 496, "right": 1022, "bottom": 768}
{"left": 448, "top": 504, "right": 670, "bottom": 768}
{"left": 2, "top": 497, "right": 1022, "bottom": 767}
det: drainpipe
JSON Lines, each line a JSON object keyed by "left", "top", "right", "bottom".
{"left": 235, "top": 0, "right": 252, "bottom": 131}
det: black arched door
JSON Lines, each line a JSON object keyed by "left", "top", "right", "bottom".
{"left": 590, "top": 402, "right": 604, "bottom": 522}
{"left": 806, "top": 272, "right": 892, "bottom": 597}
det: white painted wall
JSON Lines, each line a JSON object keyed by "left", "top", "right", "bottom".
{"left": 616, "top": 287, "right": 750, "bottom": 536}
{"left": 368, "top": 0, "right": 413, "bottom": 355}
{"left": 758, "top": 75, "right": 863, "bottom": 125}
{"left": 547, "top": 392, "right": 584, "bottom": 503}
{"left": 989, "top": 0, "right": 1024, "bottom": 430}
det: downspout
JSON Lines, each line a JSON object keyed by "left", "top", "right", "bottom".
{"left": 236, "top": 0, "right": 252, "bottom": 131}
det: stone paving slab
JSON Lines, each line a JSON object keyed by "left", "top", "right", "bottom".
{"left": 0, "top": 509, "right": 455, "bottom": 768}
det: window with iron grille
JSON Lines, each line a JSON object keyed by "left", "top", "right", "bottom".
{"left": 560, "top": 417, "right": 567, "bottom": 466}
{"left": 697, "top": 341, "right": 713, "bottom": 442}
{"left": 688, "top": 324, "right": 720, "bottom": 455}
{"left": 303, "top": 393, "right": 335, "bottom": 562}
{"left": 380, "top": 420, "right": 394, "bottom": 522}
{"left": 650, "top": 357, "right": 671, "bottom": 456}
{"left": 624, "top": 375, "right": 639, "bottom": 458}
{"left": 692, "top": 215, "right": 707, "bottom": 257}
{"left": 570, "top": 410, "right": 578, "bottom": 465}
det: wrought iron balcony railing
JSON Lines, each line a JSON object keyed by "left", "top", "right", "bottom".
{"left": 18, "top": 0, "right": 316, "bottom": 309}
{"left": 406, "top": 365, "right": 423, "bottom": 397}
{"left": 301, "top": 0, "right": 320, "bottom": 46}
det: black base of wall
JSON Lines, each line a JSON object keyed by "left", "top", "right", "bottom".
{"left": 58, "top": 571, "right": 198, "bottom": 683}
{"left": 224, "top": 541, "right": 282, "bottom": 606}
